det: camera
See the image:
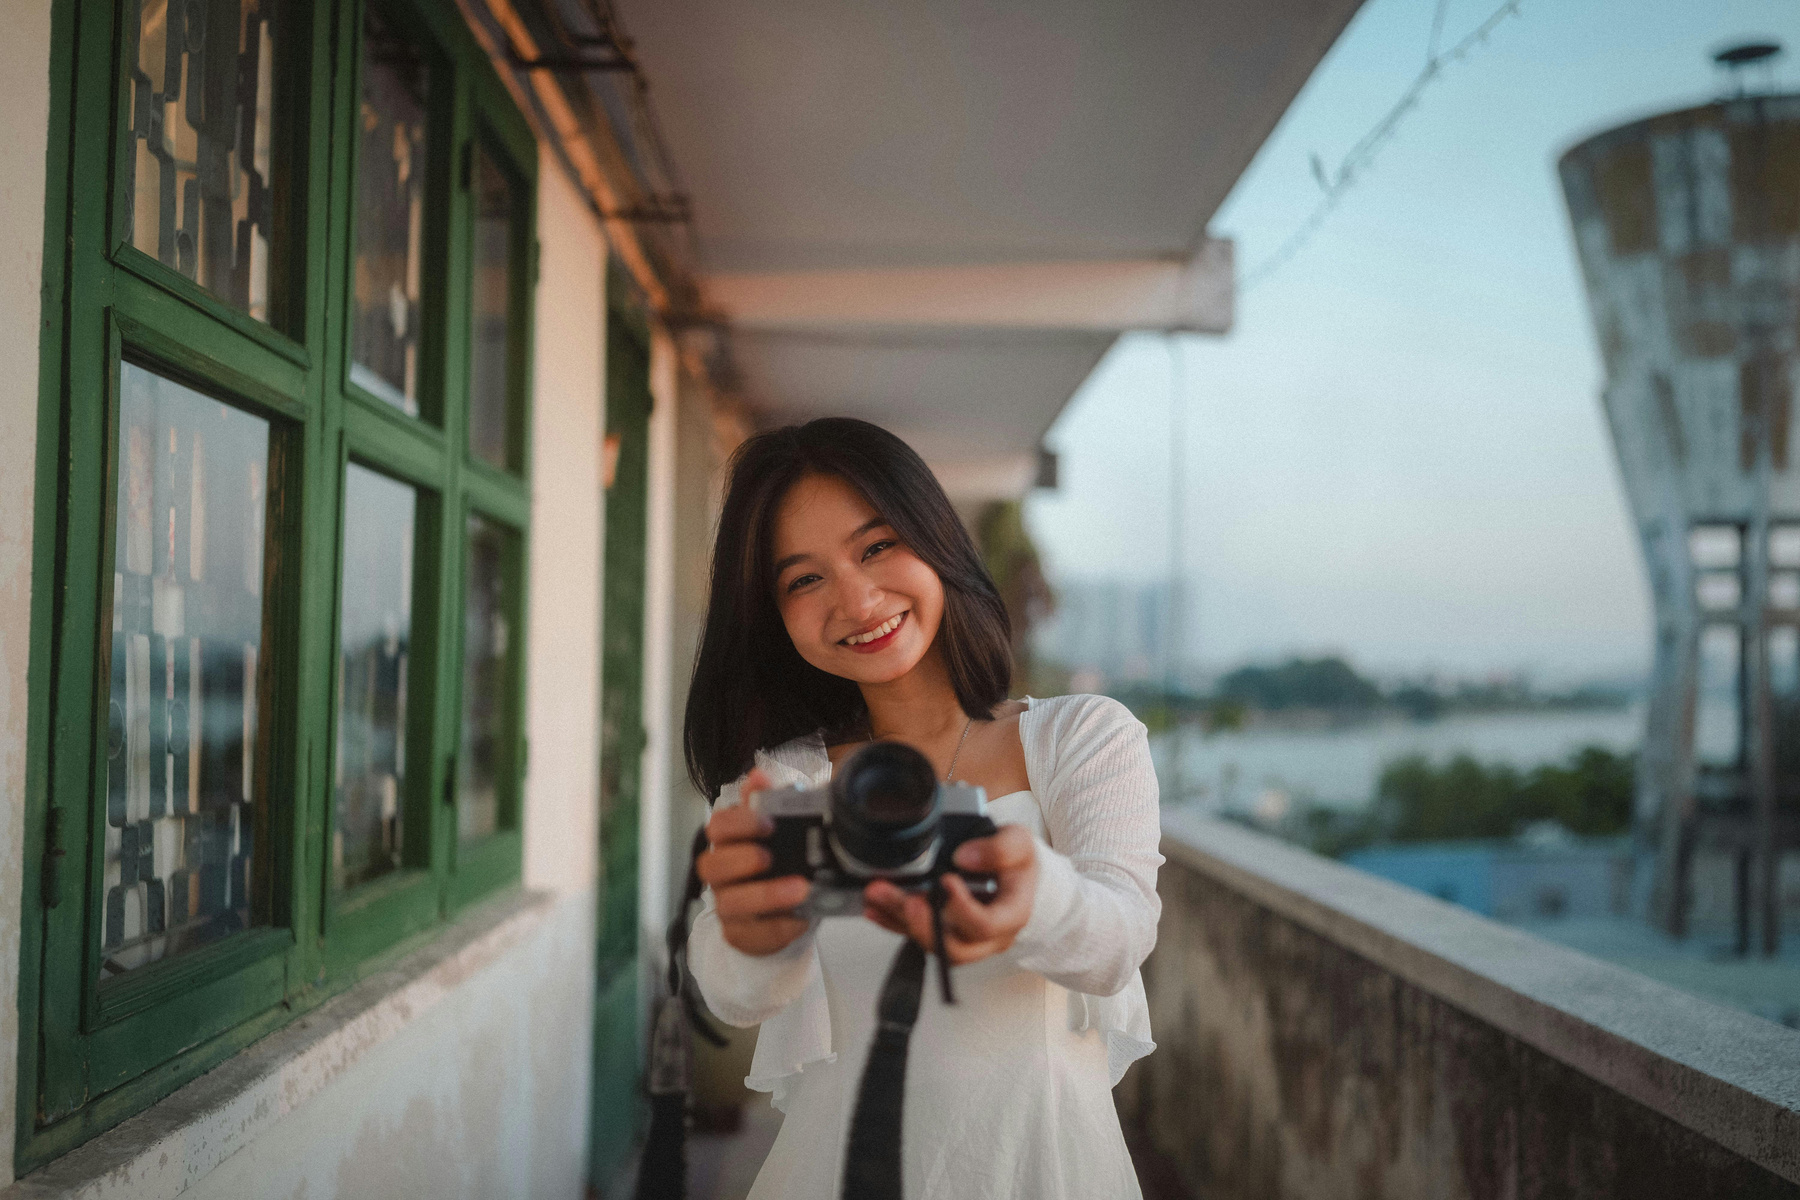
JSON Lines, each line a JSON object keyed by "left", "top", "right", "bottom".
{"left": 749, "top": 741, "right": 1001, "bottom": 918}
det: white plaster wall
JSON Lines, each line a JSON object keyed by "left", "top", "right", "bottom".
{"left": 184, "top": 893, "right": 594, "bottom": 1200}
{"left": 0, "top": 5, "right": 53, "bottom": 1189}
{"left": 522, "top": 148, "right": 605, "bottom": 901}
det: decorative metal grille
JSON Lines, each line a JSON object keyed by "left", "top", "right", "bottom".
{"left": 102, "top": 361, "right": 271, "bottom": 981}
{"left": 128, "top": 0, "right": 282, "bottom": 323}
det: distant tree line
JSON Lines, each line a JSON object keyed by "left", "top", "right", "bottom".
{"left": 1217, "top": 657, "right": 1381, "bottom": 711}
{"left": 1293, "top": 746, "right": 1636, "bottom": 857}
{"left": 1105, "top": 655, "right": 1634, "bottom": 727}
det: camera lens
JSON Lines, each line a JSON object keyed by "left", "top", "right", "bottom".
{"left": 832, "top": 741, "right": 941, "bottom": 870}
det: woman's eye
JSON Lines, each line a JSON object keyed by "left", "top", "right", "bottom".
{"left": 785, "top": 573, "right": 822, "bottom": 593}
{"left": 862, "top": 539, "right": 896, "bottom": 560}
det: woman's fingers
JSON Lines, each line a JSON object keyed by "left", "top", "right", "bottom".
{"left": 740, "top": 767, "right": 773, "bottom": 800}
{"left": 856, "top": 827, "right": 1041, "bottom": 965}
{"left": 696, "top": 841, "right": 771, "bottom": 888}
{"left": 713, "top": 875, "right": 810, "bottom": 920}
{"left": 706, "top": 769, "right": 811, "bottom": 957}
{"left": 705, "top": 802, "right": 771, "bottom": 848}
{"left": 952, "top": 825, "right": 1034, "bottom": 875}
{"left": 721, "top": 914, "right": 810, "bottom": 956}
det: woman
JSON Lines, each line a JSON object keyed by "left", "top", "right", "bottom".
{"left": 685, "top": 417, "right": 1162, "bottom": 1200}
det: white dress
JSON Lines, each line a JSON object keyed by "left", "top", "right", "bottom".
{"left": 689, "top": 694, "right": 1164, "bottom": 1200}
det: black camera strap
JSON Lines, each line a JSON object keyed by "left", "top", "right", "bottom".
{"left": 841, "top": 886, "right": 958, "bottom": 1200}
{"left": 842, "top": 938, "right": 926, "bottom": 1200}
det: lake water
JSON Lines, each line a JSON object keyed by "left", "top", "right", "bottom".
{"left": 1153, "top": 705, "right": 1646, "bottom": 815}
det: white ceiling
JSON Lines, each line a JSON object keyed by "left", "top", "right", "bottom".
{"left": 618, "top": 0, "right": 1363, "bottom": 495}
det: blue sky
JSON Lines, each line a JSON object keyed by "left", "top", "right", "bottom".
{"left": 1025, "top": 0, "right": 1800, "bottom": 684}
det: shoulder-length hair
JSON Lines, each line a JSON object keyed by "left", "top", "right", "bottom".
{"left": 683, "top": 418, "right": 1012, "bottom": 800}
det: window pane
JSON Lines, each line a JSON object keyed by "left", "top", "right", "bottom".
{"left": 349, "top": 7, "right": 429, "bottom": 416}
{"left": 468, "top": 144, "right": 520, "bottom": 471}
{"left": 102, "top": 361, "right": 272, "bottom": 981}
{"left": 128, "top": 0, "right": 284, "bottom": 324}
{"left": 459, "top": 514, "right": 515, "bottom": 841}
{"left": 334, "top": 465, "right": 415, "bottom": 888}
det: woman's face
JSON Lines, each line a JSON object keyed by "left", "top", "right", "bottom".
{"left": 771, "top": 473, "right": 945, "bottom": 686}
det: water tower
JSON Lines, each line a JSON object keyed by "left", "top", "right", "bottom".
{"left": 1559, "top": 49, "right": 1800, "bottom": 954}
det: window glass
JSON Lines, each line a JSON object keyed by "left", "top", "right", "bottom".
{"left": 468, "top": 143, "right": 519, "bottom": 470}
{"left": 349, "top": 6, "right": 429, "bottom": 416}
{"left": 334, "top": 464, "right": 415, "bottom": 888}
{"left": 102, "top": 361, "right": 272, "bottom": 981}
{"left": 458, "top": 514, "right": 514, "bottom": 840}
{"left": 128, "top": 0, "right": 284, "bottom": 323}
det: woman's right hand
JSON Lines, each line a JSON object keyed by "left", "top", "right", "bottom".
{"left": 697, "top": 768, "right": 812, "bottom": 956}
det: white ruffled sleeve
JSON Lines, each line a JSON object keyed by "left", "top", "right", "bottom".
{"left": 686, "top": 739, "right": 838, "bottom": 1109}
{"left": 1012, "top": 694, "right": 1164, "bottom": 1082}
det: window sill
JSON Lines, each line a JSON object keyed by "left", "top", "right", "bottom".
{"left": 5, "top": 889, "right": 557, "bottom": 1200}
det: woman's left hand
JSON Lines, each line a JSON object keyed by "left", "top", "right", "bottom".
{"left": 862, "top": 825, "right": 1038, "bottom": 965}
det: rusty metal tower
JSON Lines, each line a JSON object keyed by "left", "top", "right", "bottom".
{"left": 1559, "top": 50, "right": 1800, "bottom": 955}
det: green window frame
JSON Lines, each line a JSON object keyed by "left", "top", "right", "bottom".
{"left": 18, "top": 0, "right": 538, "bottom": 1172}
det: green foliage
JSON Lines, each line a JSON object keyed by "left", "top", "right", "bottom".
{"left": 1218, "top": 656, "right": 1383, "bottom": 712}
{"left": 1367, "top": 745, "right": 1635, "bottom": 845}
{"left": 976, "top": 499, "right": 1053, "bottom": 678}
{"left": 1206, "top": 698, "right": 1247, "bottom": 732}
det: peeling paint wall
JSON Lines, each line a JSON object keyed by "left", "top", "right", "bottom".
{"left": 523, "top": 149, "right": 606, "bottom": 902}
{"left": 0, "top": 4, "right": 52, "bottom": 1188}
{"left": 182, "top": 894, "right": 594, "bottom": 1200}
{"left": 1119, "top": 845, "right": 1800, "bottom": 1199}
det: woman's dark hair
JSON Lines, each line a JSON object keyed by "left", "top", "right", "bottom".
{"left": 683, "top": 418, "right": 1012, "bottom": 800}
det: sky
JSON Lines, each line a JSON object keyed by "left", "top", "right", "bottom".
{"left": 1024, "top": 0, "right": 1800, "bottom": 685}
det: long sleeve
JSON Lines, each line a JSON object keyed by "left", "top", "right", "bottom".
{"left": 687, "top": 767, "right": 827, "bottom": 1028}
{"left": 1011, "top": 695, "right": 1164, "bottom": 998}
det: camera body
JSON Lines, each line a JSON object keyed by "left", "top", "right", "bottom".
{"left": 749, "top": 741, "right": 1001, "bottom": 918}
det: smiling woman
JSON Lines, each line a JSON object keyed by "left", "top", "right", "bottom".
{"left": 684, "top": 418, "right": 1012, "bottom": 802}
{"left": 679, "top": 418, "right": 1164, "bottom": 1200}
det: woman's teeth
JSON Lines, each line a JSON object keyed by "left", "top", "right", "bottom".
{"left": 845, "top": 612, "right": 905, "bottom": 645}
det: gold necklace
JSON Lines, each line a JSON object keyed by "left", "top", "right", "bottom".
{"left": 868, "top": 714, "right": 977, "bottom": 782}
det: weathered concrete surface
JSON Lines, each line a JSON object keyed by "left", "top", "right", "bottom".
{"left": 0, "top": 890, "right": 592, "bottom": 1200}
{"left": 1119, "top": 814, "right": 1800, "bottom": 1199}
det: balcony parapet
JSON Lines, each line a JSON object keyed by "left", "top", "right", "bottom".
{"left": 1121, "top": 811, "right": 1800, "bottom": 1198}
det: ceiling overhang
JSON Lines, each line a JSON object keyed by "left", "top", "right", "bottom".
{"left": 481, "top": 0, "right": 1365, "bottom": 499}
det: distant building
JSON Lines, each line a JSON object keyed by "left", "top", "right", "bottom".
{"left": 1034, "top": 577, "right": 1181, "bottom": 686}
{"left": 1560, "top": 88, "right": 1800, "bottom": 953}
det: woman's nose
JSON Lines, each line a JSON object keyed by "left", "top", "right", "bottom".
{"left": 834, "top": 571, "right": 883, "bottom": 620}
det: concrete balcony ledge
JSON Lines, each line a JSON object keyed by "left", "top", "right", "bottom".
{"left": 1126, "top": 811, "right": 1800, "bottom": 1198}
{"left": 3, "top": 889, "right": 560, "bottom": 1200}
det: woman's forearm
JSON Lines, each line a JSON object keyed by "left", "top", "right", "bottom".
{"left": 1009, "top": 842, "right": 1160, "bottom": 997}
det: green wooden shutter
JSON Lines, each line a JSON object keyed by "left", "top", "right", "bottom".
{"left": 590, "top": 289, "right": 653, "bottom": 1188}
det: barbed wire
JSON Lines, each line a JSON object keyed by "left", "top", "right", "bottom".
{"left": 1239, "top": 0, "right": 1527, "bottom": 294}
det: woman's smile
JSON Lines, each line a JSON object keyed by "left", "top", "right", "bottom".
{"left": 771, "top": 473, "right": 946, "bottom": 685}
{"left": 840, "top": 609, "right": 909, "bottom": 651}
